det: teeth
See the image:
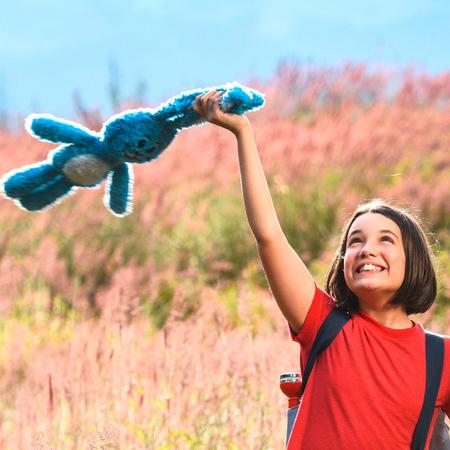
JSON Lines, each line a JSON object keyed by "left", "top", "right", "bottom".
{"left": 359, "top": 264, "right": 382, "bottom": 272}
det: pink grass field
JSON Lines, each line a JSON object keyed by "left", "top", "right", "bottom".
{"left": 0, "top": 64, "right": 449, "bottom": 448}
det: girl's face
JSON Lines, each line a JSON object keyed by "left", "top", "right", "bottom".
{"left": 343, "top": 212, "right": 406, "bottom": 306}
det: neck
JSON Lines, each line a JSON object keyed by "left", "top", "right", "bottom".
{"left": 358, "top": 303, "right": 413, "bottom": 329}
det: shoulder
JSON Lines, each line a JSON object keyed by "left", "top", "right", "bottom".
{"left": 431, "top": 333, "right": 450, "bottom": 407}
{"left": 423, "top": 330, "right": 450, "bottom": 353}
{"left": 290, "top": 283, "right": 338, "bottom": 346}
{"left": 440, "top": 334, "right": 450, "bottom": 368}
{"left": 443, "top": 334, "right": 450, "bottom": 359}
{"left": 442, "top": 335, "right": 450, "bottom": 409}
{"left": 426, "top": 331, "right": 450, "bottom": 349}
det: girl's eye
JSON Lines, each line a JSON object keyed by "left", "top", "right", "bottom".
{"left": 381, "top": 236, "right": 394, "bottom": 243}
{"left": 348, "top": 238, "right": 361, "bottom": 246}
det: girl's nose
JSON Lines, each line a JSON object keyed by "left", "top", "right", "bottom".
{"left": 359, "top": 241, "right": 378, "bottom": 257}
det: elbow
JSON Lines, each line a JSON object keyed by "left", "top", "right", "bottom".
{"left": 254, "top": 229, "right": 284, "bottom": 246}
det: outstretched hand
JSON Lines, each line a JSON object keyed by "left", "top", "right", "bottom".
{"left": 193, "top": 90, "right": 250, "bottom": 135}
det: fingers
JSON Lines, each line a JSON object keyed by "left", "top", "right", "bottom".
{"left": 194, "top": 90, "right": 216, "bottom": 116}
{"left": 193, "top": 90, "right": 225, "bottom": 119}
{"left": 206, "top": 91, "right": 225, "bottom": 116}
{"left": 192, "top": 89, "right": 248, "bottom": 134}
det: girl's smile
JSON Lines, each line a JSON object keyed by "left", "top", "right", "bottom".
{"left": 343, "top": 213, "right": 406, "bottom": 306}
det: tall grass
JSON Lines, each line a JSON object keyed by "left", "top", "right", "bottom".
{"left": 0, "top": 63, "right": 449, "bottom": 448}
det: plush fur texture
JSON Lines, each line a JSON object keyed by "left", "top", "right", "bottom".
{"left": 1, "top": 82, "right": 264, "bottom": 216}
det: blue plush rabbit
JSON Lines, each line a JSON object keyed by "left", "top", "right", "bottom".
{"left": 1, "top": 82, "right": 264, "bottom": 216}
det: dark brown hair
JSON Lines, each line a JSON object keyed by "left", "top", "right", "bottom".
{"left": 326, "top": 199, "right": 437, "bottom": 315}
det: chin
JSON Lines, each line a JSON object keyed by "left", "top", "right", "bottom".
{"left": 351, "top": 281, "right": 384, "bottom": 293}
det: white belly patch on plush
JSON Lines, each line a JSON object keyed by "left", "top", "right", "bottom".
{"left": 63, "top": 155, "right": 111, "bottom": 185}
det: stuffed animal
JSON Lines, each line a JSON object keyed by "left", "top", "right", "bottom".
{"left": 1, "top": 82, "right": 264, "bottom": 216}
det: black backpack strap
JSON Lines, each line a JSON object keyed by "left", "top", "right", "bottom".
{"left": 300, "top": 308, "right": 351, "bottom": 396}
{"left": 411, "top": 332, "right": 445, "bottom": 450}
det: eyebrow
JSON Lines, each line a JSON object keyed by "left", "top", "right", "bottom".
{"left": 348, "top": 229, "right": 399, "bottom": 239}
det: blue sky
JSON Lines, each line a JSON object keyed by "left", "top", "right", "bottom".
{"left": 1, "top": 0, "right": 450, "bottom": 118}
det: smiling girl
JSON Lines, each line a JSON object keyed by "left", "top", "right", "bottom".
{"left": 193, "top": 90, "right": 450, "bottom": 449}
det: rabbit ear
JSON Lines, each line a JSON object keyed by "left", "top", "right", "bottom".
{"left": 154, "top": 89, "right": 206, "bottom": 129}
{"left": 25, "top": 114, "right": 99, "bottom": 145}
{"left": 154, "top": 83, "right": 264, "bottom": 130}
{"left": 163, "top": 108, "right": 204, "bottom": 130}
{"left": 220, "top": 83, "right": 265, "bottom": 115}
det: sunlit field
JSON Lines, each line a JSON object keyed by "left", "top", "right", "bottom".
{"left": 0, "top": 64, "right": 449, "bottom": 449}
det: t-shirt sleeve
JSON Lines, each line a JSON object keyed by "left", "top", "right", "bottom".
{"left": 288, "top": 283, "right": 337, "bottom": 370}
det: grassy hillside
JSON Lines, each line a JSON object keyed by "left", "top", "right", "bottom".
{"left": 0, "top": 64, "right": 449, "bottom": 448}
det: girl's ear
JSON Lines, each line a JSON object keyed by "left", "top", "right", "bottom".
{"left": 25, "top": 114, "right": 98, "bottom": 145}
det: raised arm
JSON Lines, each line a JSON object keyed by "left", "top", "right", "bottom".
{"left": 194, "top": 91, "right": 315, "bottom": 332}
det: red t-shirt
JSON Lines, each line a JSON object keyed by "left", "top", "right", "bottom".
{"left": 287, "top": 284, "right": 450, "bottom": 450}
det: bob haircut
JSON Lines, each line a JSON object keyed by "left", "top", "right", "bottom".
{"left": 326, "top": 199, "right": 437, "bottom": 315}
